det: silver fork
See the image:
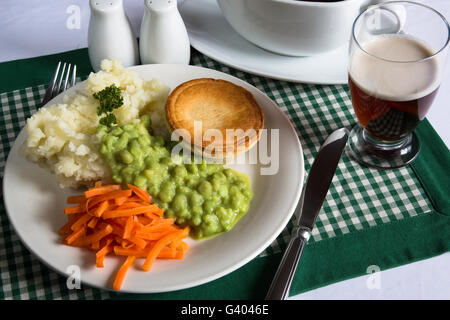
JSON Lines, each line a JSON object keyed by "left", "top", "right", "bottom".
{"left": 0, "top": 63, "right": 77, "bottom": 195}
{"left": 40, "top": 62, "right": 77, "bottom": 108}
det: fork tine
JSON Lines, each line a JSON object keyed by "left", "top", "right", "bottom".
{"left": 54, "top": 62, "right": 67, "bottom": 96}
{"left": 62, "top": 64, "right": 72, "bottom": 92}
{"left": 40, "top": 62, "right": 61, "bottom": 108}
{"left": 71, "top": 65, "right": 77, "bottom": 88}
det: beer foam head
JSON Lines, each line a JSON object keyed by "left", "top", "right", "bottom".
{"left": 349, "top": 35, "right": 440, "bottom": 101}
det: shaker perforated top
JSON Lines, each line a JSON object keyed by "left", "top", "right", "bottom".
{"left": 145, "top": 0, "right": 177, "bottom": 11}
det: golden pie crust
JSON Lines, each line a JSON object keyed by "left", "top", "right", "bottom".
{"left": 166, "top": 78, "right": 264, "bottom": 157}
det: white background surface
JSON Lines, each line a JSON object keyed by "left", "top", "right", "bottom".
{"left": 0, "top": 0, "right": 448, "bottom": 299}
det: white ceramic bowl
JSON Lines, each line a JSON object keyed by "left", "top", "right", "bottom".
{"left": 217, "top": 0, "right": 394, "bottom": 56}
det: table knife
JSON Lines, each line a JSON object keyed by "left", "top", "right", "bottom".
{"left": 266, "top": 127, "right": 349, "bottom": 300}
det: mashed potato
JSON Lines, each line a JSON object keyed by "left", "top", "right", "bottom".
{"left": 21, "top": 59, "right": 169, "bottom": 188}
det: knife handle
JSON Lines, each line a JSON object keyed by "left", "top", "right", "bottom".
{"left": 265, "top": 228, "right": 310, "bottom": 300}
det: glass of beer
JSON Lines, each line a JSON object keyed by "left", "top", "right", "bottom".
{"left": 347, "top": 1, "right": 449, "bottom": 169}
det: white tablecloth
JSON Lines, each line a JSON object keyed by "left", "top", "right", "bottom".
{"left": 0, "top": 0, "right": 448, "bottom": 300}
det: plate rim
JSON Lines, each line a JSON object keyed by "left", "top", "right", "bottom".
{"left": 3, "top": 63, "right": 304, "bottom": 293}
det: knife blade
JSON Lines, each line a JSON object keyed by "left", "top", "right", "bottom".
{"left": 266, "top": 127, "right": 349, "bottom": 300}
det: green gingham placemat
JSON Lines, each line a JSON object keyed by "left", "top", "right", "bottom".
{"left": 0, "top": 48, "right": 448, "bottom": 299}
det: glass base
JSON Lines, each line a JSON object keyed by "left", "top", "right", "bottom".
{"left": 346, "top": 124, "right": 420, "bottom": 169}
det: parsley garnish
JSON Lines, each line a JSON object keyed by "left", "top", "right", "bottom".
{"left": 99, "top": 113, "right": 117, "bottom": 127}
{"left": 93, "top": 84, "right": 123, "bottom": 127}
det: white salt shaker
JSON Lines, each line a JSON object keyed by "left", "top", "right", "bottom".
{"left": 140, "top": 0, "right": 190, "bottom": 65}
{"left": 88, "top": 0, "right": 140, "bottom": 72}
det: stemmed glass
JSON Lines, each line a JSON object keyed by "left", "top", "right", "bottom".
{"left": 347, "top": 1, "right": 449, "bottom": 169}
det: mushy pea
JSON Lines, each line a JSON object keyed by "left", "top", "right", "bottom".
{"left": 97, "top": 116, "right": 253, "bottom": 239}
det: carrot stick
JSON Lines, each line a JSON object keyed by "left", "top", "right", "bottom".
{"left": 96, "top": 189, "right": 132, "bottom": 201}
{"left": 127, "top": 184, "right": 151, "bottom": 203}
{"left": 123, "top": 216, "right": 134, "bottom": 239}
{"left": 70, "top": 214, "right": 92, "bottom": 231}
{"left": 113, "top": 247, "right": 183, "bottom": 259}
{"left": 138, "top": 214, "right": 154, "bottom": 226}
{"left": 102, "top": 205, "right": 163, "bottom": 219}
{"left": 135, "top": 228, "right": 178, "bottom": 241}
{"left": 178, "top": 241, "right": 189, "bottom": 251}
{"left": 170, "top": 237, "right": 182, "bottom": 250}
{"left": 127, "top": 235, "right": 147, "bottom": 249}
{"left": 144, "top": 212, "right": 163, "bottom": 221}
{"left": 60, "top": 183, "right": 189, "bottom": 291}
{"left": 85, "top": 190, "right": 132, "bottom": 209}
{"left": 66, "top": 195, "right": 86, "bottom": 204}
{"left": 65, "top": 226, "right": 86, "bottom": 245}
{"left": 133, "top": 220, "right": 145, "bottom": 231}
{"left": 120, "top": 239, "right": 135, "bottom": 249}
{"left": 124, "top": 195, "right": 141, "bottom": 203}
{"left": 145, "top": 208, "right": 164, "bottom": 217}
{"left": 142, "top": 228, "right": 188, "bottom": 272}
{"left": 96, "top": 240, "right": 113, "bottom": 268}
{"left": 142, "top": 221, "right": 176, "bottom": 232}
{"left": 58, "top": 212, "right": 83, "bottom": 235}
{"left": 91, "top": 241, "right": 100, "bottom": 250}
{"left": 174, "top": 250, "right": 185, "bottom": 259}
{"left": 75, "top": 224, "right": 113, "bottom": 246}
{"left": 112, "top": 217, "right": 128, "bottom": 227}
{"left": 87, "top": 217, "right": 100, "bottom": 229}
{"left": 109, "top": 222, "right": 125, "bottom": 237}
{"left": 93, "top": 200, "right": 109, "bottom": 217}
{"left": 157, "top": 247, "right": 176, "bottom": 259}
{"left": 114, "top": 197, "right": 128, "bottom": 206}
{"left": 114, "top": 246, "right": 147, "bottom": 257}
{"left": 84, "top": 185, "right": 121, "bottom": 198}
{"left": 64, "top": 205, "right": 85, "bottom": 215}
{"left": 116, "top": 202, "right": 143, "bottom": 210}
{"left": 109, "top": 223, "right": 146, "bottom": 249}
{"left": 113, "top": 256, "right": 136, "bottom": 291}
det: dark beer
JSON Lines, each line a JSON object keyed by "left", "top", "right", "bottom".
{"left": 348, "top": 76, "right": 439, "bottom": 141}
{"left": 349, "top": 35, "right": 440, "bottom": 142}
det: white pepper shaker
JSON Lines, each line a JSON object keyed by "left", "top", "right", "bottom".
{"left": 139, "top": 0, "right": 190, "bottom": 65}
{"left": 88, "top": 0, "right": 140, "bottom": 72}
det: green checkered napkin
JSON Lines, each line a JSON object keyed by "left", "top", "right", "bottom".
{"left": 0, "top": 51, "right": 434, "bottom": 299}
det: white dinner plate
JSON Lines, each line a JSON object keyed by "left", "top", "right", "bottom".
{"left": 3, "top": 64, "right": 304, "bottom": 293}
{"left": 180, "top": 0, "right": 349, "bottom": 84}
